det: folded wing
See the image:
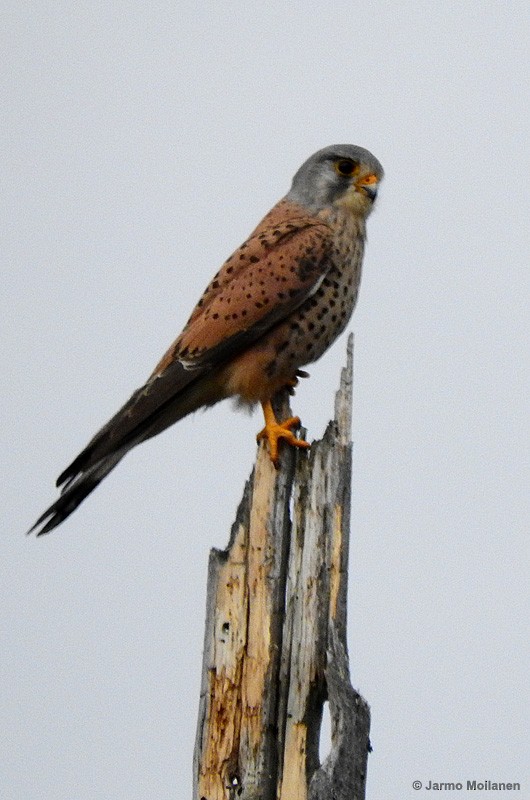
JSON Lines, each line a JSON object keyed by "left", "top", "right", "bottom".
{"left": 30, "top": 208, "right": 333, "bottom": 534}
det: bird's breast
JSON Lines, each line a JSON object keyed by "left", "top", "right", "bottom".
{"left": 223, "top": 213, "right": 366, "bottom": 405}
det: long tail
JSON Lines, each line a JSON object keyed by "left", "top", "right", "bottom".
{"left": 28, "top": 450, "right": 127, "bottom": 536}
{"left": 28, "top": 360, "right": 222, "bottom": 535}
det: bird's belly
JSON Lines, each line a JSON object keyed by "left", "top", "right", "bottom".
{"left": 222, "top": 247, "right": 363, "bottom": 404}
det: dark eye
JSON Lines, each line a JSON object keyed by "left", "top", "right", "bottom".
{"left": 335, "top": 158, "right": 357, "bottom": 177}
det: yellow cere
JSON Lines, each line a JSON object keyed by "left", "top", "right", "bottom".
{"left": 358, "top": 173, "right": 378, "bottom": 186}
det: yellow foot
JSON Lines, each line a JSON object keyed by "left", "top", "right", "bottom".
{"left": 256, "top": 401, "right": 310, "bottom": 467}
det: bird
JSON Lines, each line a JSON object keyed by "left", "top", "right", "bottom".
{"left": 29, "top": 144, "right": 383, "bottom": 535}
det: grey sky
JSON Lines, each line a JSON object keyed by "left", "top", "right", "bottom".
{"left": 2, "top": 2, "right": 528, "bottom": 798}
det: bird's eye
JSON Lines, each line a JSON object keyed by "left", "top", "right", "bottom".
{"left": 335, "top": 159, "right": 357, "bottom": 177}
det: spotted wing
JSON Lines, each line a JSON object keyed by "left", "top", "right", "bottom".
{"left": 55, "top": 208, "right": 333, "bottom": 488}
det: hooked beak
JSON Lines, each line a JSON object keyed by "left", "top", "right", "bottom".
{"left": 356, "top": 173, "right": 379, "bottom": 201}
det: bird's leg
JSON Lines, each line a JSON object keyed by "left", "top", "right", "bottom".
{"left": 283, "top": 369, "right": 310, "bottom": 396}
{"left": 256, "top": 399, "right": 310, "bottom": 467}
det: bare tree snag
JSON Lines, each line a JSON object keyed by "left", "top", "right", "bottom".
{"left": 194, "top": 334, "right": 370, "bottom": 800}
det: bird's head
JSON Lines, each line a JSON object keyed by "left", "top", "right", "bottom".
{"left": 287, "top": 144, "right": 383, "bottom": 217}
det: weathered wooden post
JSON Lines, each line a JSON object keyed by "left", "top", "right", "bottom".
{"left": 194, "top": 334, "right": 370, "bottom": 800}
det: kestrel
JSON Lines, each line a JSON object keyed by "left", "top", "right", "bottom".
{"left": 30, "top": 144, "right": 383, "bottom": 535}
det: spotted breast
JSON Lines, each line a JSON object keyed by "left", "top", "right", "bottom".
{"left": 223, "top": 208, "right": 366, "bottom": 404}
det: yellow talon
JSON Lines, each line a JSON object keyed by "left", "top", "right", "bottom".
{"left": 257, "top": 400, "right": 310, "bottom": 466}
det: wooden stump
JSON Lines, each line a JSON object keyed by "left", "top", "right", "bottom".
{"left": 194, "top": 334, "right": 370, "bottom": 800}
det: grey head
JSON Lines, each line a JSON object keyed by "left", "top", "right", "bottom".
{"left": 286, "top": 144, "right": 384, "bottom": 213}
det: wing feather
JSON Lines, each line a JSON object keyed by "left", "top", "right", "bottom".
{"left": 55, "top": 204, "right": 332, "bottom": 488}
{"left": 152, "top": 207, "right": 332, "bottom": 372}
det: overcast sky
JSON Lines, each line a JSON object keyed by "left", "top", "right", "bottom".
{"left": 2, "top": 2, "right": 529, "bottom": 798}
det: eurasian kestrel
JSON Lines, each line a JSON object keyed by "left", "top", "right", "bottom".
{"left": 30, "top": 144, "right": 383, "bottom": 535}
